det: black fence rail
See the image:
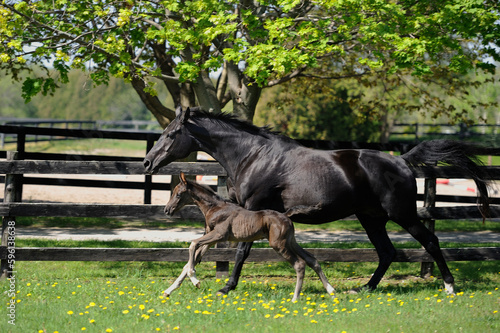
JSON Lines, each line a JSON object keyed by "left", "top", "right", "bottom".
{"left": 390, "top": 122, "right": 500, "bottom": 143}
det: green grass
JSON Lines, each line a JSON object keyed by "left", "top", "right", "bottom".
{"left": 4, "top": 138, "right": 148, "bottom": 157}
{"left": 13, "top": 238, "right": 500, "bottom": 250}
{"left": 15, "top": 215, "right": 500, "bottom": 233}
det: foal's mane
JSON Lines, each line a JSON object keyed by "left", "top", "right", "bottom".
{"left": 186, "top": 178, "right": 227, "bottom": 204}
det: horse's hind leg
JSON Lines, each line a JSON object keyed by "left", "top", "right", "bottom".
{"left": 356, "top": 214, "right": 395, "bottom": 292}
{"left": 395, "top": 215, "right": 454, "bottom": 294}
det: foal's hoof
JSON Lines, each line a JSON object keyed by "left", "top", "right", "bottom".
{"left": 195, "top": 282, "right": 201, "bottom": 289}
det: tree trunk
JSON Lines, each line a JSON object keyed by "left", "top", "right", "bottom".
{"left": 226, "top": 62, "right": 262, "bottom": 122}
{"left": 378, "top": 107, "right": 393, "bottom": 143}
{"left": 191, "top": 70, "right": 222, "bottom": 114}
{"left": 130, "top": 76, "right": 173, "bottom": 128}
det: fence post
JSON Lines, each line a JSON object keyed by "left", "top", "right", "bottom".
{"left": 215, "top": 175, "right": 230, "bottom": 278}
{"left": 1, "top": 151, "right": 21, "bottom": 279}
{"left": 420, "top": 176, "right": 436, "bottom": 278}
{"left": 143, "top": 135, "right": 155, "bottom": 204}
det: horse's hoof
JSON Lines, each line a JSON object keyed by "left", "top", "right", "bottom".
{"left": 195, "top": 282, "right": 201, "bottom": 289}
{"left": 348, "top": 285, "right": 371, "bottom": 294}
{"left": 216, "top": 290, "right": 227, "bottom": 296}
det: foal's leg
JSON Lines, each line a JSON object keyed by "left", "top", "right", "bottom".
{"left": 163, "top": 244, "right": 211, "bottom": 297}
{"left": 186, "top": 232, "right": 226, "bottom": 288}
{"left": 290, "top": 237, "right": 335, "bottom": 296}
{"left": 217, "top": 241, "right": 254, "bottom": 295}
{"left": 356, "top": 214, "right": 395, "bottom": 292}
{"left": 396, "top": 215, "right": 455, "bottom": 294}
{"left": 271, "top": 241, "right": 306, "bottom": 302}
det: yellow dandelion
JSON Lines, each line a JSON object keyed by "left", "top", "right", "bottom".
{"left": 311, "top": 320, "right": 318, "bottom": 324}
{"left": 81, "top": 327, "right": 86, "bottom": 331}
{"left": 67, "top": 311, "right": 74, "bottom": 315}
{"left": 106, "top": 329, "right": 113, "bottom": 333}
{"left": 122, "top": 310, "right": 129, "bottom": 314}
{"left": 139, "top": 304, "right": 145, "bottom": 310}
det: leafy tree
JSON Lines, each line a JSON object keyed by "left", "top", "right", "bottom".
{"left": 1, "top": 1, "right": 499, "bottom": 128}
{"left": 256, "top": 79, "right": 382, "bottom": 141}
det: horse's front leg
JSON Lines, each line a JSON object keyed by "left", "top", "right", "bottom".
{"left": 217, "top": 241, "right": 254, "bottom": 295}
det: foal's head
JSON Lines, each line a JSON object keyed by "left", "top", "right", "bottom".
{"left": 164, "top": 172, "right": 192, "bottom": 215}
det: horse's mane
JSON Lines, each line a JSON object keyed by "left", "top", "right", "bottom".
{"left": 189, "top": 108, "right": 290, "bottom": 141}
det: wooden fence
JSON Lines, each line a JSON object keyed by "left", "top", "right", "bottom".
{"left": 0, "top": 126, "right": 499, "bottom": 280}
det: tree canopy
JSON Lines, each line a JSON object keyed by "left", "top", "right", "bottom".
{"left": 1, "top": 1, "right": 499, "bottom": 127}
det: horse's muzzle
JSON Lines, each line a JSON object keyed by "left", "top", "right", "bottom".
{"left": 164, "top": 205, "right": 175, "bottom": 216}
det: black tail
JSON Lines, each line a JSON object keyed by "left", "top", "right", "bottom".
{"left": 401, "top": 140, "right": 498, "bottom": 219}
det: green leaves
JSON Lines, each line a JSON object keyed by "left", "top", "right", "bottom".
{"left": 0, "top": 0, "right": 499, "bottom": 123}
{"left": 21, "top": 77, "right": 57, "bottom": 103}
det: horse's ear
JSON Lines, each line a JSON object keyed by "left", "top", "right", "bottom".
{"left": 175, "top": 105, "right": 182, "bottom": 117}
{"left": 179, "top": 172, "right": 187, "bottom": 184}
{"left": 178, "top": 107, "right": 190, "bottom": 124}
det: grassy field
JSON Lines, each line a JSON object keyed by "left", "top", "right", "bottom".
{"left": 1, "top": 249, "right": 499, "bottom": 333}
{"left": 2, "top": 139, "right": 499, "bottom": 332}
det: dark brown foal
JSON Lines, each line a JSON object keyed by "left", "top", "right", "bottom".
{"left": 163, "top": 172, "right": 335, "bottom": 301}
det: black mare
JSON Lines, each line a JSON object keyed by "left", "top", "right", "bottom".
{"left": 144, "top": 106, "right": 494, "bottom": 295}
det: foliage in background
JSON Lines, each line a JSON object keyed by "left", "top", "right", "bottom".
{"left": 0, "top": 69, "right": 154, "bottom": 121}
{"left": 256, "top": 69, "right": 500, "bottom": 142}
{"left": 0, "top": 1, "right": 499, "bottom": 128}
{"left": 256, "top": 79, "right": 382, "bottom": 141}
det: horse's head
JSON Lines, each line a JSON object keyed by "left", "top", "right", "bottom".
{"left": 144, "top": 106, "right": 196, "bottom": 174}
{"left": 164, "top": 172, "right": 193, "bottom": 215}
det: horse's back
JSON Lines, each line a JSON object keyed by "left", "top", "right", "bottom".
{"left": 281, "top": 148, "right": 417, "bottom": 222}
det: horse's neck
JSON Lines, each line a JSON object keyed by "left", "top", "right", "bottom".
{"left": 189, "top": 117, "right": 279, "bottom": 180}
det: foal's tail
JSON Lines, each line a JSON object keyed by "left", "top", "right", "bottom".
{"left": 401, "top": 140, "right": 499, "bottom": 219}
